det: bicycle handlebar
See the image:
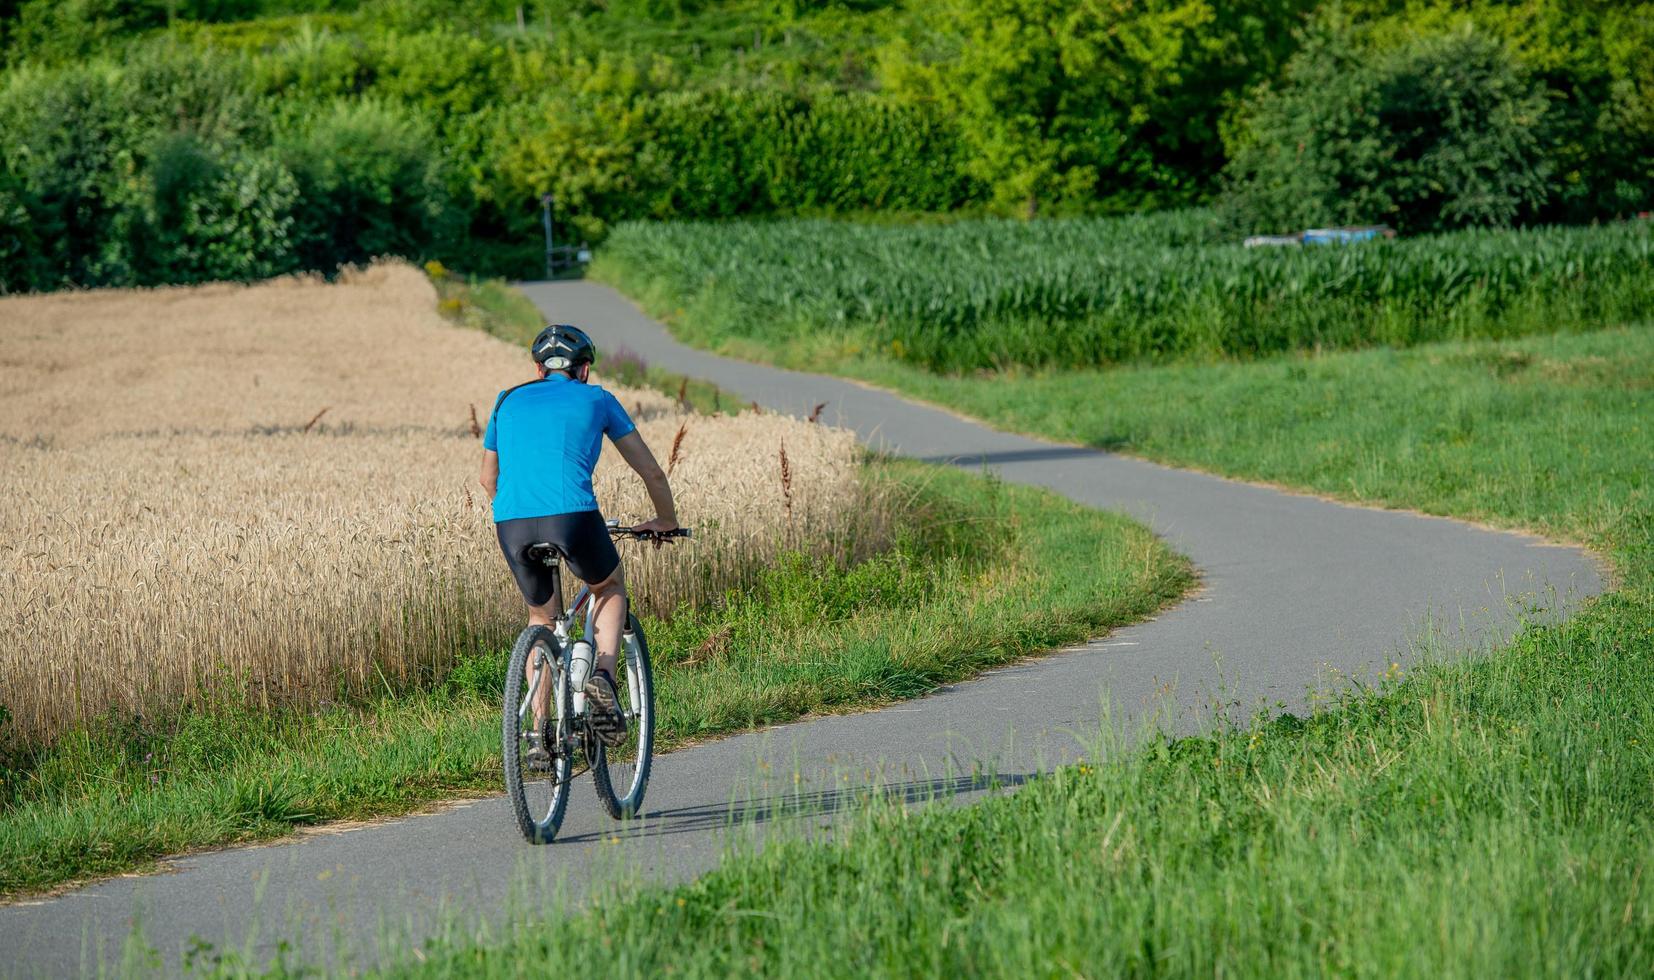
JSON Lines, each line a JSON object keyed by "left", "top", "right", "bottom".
{"left": 608, "top": 525, "right": 692, "bottom": 542}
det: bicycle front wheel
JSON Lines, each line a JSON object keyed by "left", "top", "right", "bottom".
{"left": 503, "top": 625, "right": 573, "bottom": 844}
{"left": 592, "top": 613, "right": 655, "bottom": 819}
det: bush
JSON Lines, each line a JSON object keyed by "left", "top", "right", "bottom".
{"left": 3, "top": 2, "right": 1647, "bottom": 292}
{"left": 1542, "top": 3, "right": 1654, "bottom": 221}
{"left": 1222, "top": 25, "right": 1552, "bottom": 234}
{"left": 0, "top": 172, "right": 44, "bottom": 294}
{"left": 123, "top": 133, "right": 301, "bottom": 284}
{"left": 495, "top": 87, "right": 976, "bottom": 240}
{"left": 0, "top": 63, "right": 142, "bottom": 288}
{"left": 278, "top": 99, "right": 461, "bottom": 272}
{"left": 644, "top": 89, "right": 976, "bottom": 217}
{"left": 0, "top": 44, "right": 290, "bottom": 290}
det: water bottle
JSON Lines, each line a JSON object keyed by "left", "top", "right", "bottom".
{"left": 569, "top": 638, "right": 594, "bottom": 690}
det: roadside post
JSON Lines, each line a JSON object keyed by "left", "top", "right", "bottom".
{"left": 541, "top": 192, "right": 556, "bottom": 280}
{"left": 540, "top": 191, "right": 593, "bottom": 279}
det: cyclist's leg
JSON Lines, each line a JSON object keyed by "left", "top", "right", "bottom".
{"left": 587, "top": 565, "right": 627, "bottom": 678}
{"left": 524, "top": 598, "right": 556, "bottom": 723}
{"left": 552, "top": 512, "right": 629, "bottom": 744}
{"left": 497, "top": 517, "right": 561, "bottom": 723}
{"left": 549, "top": 510, "right": 624, "bottom": 675}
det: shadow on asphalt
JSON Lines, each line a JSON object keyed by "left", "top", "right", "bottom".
{"left": 918, "top": 446, "right": 1122, "bottom": 466}
{"left": 555, "top": 771, "right": 1041, "bottom": 845}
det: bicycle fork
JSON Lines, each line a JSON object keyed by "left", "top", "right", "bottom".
{"left": 518, "top": 647, "right": 564, "bottom": 756}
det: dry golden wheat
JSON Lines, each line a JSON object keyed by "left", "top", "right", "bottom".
{"left": 0, "top": 262, "right": 870, "bottom": 748}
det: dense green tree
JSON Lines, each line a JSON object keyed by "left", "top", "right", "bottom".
{"left": 1221, "top": 24, "right": 1551, "bottom": 233}
{"left": 496, "top": 86, "right": 973, "bottom": 241}
{"left": 878, "top": 0, "right": 1211, "bottom": 215}
{"left": 878, "top": 0, "right": 1313, "bottom": 215}
{"left": 0, "top": 162, "right": 45, "bottom": 293}
{"left": 0, "top": 63, "right": 141, "bottom": 286}
{"left": 1323, "top": 0, "right": 1653, "bottom": 220}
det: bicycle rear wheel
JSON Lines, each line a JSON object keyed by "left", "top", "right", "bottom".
{"left": 592, "top": 613, "right": 655, "bottom": 819}
{"left": 503, "top": 626, "right": 573, "bottom": 844}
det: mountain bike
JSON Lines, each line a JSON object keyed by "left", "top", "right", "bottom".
{"left": 502, "top": 522, "right": 690, "bottom": 844}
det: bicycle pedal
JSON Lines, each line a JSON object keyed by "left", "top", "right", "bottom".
{"left": 523, "top": 745, "right": 554, "bottom": 773}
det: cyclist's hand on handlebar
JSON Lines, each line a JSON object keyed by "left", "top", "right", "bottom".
{"left": 631, "top": 516, "right": 681, "bottom": 548}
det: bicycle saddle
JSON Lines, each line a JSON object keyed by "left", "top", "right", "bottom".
{"left": 524, "top": 542, "right": 564, "bottom": 567}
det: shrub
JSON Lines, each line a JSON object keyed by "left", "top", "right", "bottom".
{"left": 123, "top": 133, "right": 301, "bottom": 284}
{"left": 278, "top": 98, "right": 461, "bottom": 272}
{"left": 3, "top": 2, "right": 1647, "bottom": 291}
{"left": 877, "top": 0, "right": 1312, "bottom": 216}
{"left": 0, "top": 45, "right": 280, "bottom": 290}
{"left": 0, "top": 174, "right": 41, "bottom": 294}
{"left": 0, "top": 63, "right": 141, "bottom": 288}
{"left": 643, "top": 89, "right": 975, "bottom": 217}
{"left": 495, "top": 87, "right": 975, "bottom": 240}
{"left": 1222, "top": 25, "right": 1552, "bottom": 234}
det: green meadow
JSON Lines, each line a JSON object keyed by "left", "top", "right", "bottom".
{"left": 383, "top": 322, "right": 1654, "bottom": 979}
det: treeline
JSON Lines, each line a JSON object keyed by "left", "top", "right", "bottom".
{"left": 0, "top": 49, "right": 971, "bottom": 289}
{"left": 1, "top": 0, "right": 1649, "bottom": 292}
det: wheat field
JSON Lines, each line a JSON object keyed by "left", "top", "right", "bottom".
{"left": 0, "top": 263, "right": 870, "bottom": 749}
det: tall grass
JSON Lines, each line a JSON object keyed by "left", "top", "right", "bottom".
{"left": 0, "top": 263, "right": 875, "bottom": 751}
{"left": 593, "top": 214, "right": 1654, "bottom": 372}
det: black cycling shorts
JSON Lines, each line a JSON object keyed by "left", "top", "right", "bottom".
{"left": 495, "top": 510, "right": 620, "bottom": 606}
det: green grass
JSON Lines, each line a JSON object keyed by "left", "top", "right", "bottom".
{"left": 428, "top": 263, "right": 545, "bottom": 340}
{"left": 0, "top": 461, "right": 1189, "bottom": 898}
{"left": 368, "top": 325, "right": 1653, "bottom": 978}
{"left": 869, "top": 324, "right": 1654, "bottom": 548}
{"left": 592, "top": 215, "right": 1654, "bottom": 373}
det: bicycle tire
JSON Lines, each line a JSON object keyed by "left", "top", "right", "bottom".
{"left": 592, "top": 612, "right": 655, "bottom": 820}
{"left": 503, "top": 625, "right": 573, "bottom": 844}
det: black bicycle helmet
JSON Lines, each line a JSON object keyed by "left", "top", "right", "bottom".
{"left": 531, "top": 324, "right": 597, "bottom": 372}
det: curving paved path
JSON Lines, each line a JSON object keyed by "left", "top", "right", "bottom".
{"left": 0, "top": 282, "right": 1603, "bottom": 976}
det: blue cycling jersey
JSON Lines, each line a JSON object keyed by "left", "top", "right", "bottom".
{"left": 482, "top": 375, "right": 637, "bottom": 522}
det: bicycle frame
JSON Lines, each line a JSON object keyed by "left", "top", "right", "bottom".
{"left": 537, "top": 556, "right": 638, "bottom": 720}
{"left": 521, "top": 527, "right": 684, "bottom": 730}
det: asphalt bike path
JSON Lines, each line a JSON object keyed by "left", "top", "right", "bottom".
{"left": 0, "top": 282, "right": 1604, "bottom": 975}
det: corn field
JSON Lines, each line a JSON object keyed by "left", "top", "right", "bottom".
{"left": 594, "top": 213, "right": 1654, "bottom": 372}
{"left": 0, "top": 263, "right": 875, "bottom": 750}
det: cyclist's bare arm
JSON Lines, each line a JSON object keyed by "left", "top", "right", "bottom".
{"left": 479, "top": 449, "right": 499, "bottom": 502}
{"left": 612, "top": 431, "right": 677, "bottom": 531}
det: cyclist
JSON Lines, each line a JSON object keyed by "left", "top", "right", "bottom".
{"left": 479, "top": 324, "right": 679, "bottom": 749}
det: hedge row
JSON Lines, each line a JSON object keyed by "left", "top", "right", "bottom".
{"left": 0, "top": 47, "right": 977, "bottom": 291}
